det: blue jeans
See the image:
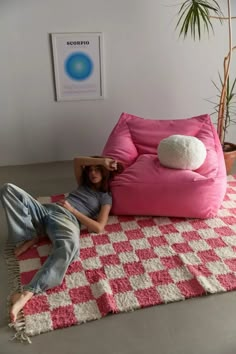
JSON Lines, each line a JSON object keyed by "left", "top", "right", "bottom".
{"left": 0, "top": 183, "right": 80, "bottom": 294}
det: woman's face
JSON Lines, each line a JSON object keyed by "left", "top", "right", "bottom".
{"left": 88, "top": 166, "right": 103, "bottom": 186}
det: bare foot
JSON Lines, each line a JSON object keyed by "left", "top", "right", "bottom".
{"left": 14, "top": 237, "right": 40, "bottom": 257}
{"left": 10, "top": 291, "right": 34, "bottom": 323}
{"left": 14, "top": 242, "right": 29, "bottom": 257}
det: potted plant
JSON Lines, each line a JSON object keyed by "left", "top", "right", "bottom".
{"left": 175, "top": 0, "right": 236, "bottom": 174}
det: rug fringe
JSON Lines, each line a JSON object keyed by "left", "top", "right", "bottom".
{"left": 4, "top": 242, "right": 31, "bottom": 344}
{"left": 8, "top": 323, "right": 32, "bottom": 344}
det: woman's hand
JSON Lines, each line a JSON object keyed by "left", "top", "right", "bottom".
{"left": 103, "top": 158, "right": 117, "bottom": 171}
{"left": 58, "top": 199, "right": 75, "bottom": 213}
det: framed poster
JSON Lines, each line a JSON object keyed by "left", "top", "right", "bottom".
{"left": 51, "top": 32, "right": 104, "bottom": 101}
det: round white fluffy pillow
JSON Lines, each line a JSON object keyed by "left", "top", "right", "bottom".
{"left": 157, "top": 135, "right": 207, "bottom": 170}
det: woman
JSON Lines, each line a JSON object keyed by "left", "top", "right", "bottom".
{"left": 0, "top": 156, "right": 123, "bottom": 323}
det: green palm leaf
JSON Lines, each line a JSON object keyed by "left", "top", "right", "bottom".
{"left": 210, "top": 74, "right": 236, "bottom": 135}
{"left": 176, "top": 0, "right": 223, "bottom": 40}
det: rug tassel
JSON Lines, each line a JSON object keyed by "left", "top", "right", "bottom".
{"left": 8, "top": 325, "right": 32, "bottom": 344}
{"left": 4, "top": 243, "right": 30, "bottom": 344}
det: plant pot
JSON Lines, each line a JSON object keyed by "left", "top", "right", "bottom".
{"left": 223, "top": 142, "right": 236, "bottom": 175}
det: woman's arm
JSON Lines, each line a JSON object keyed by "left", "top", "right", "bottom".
{"left": 75, "top": 204, "right": 111, "bottom": 233}
{"left": 73, "top": 156, "right": 118, "bottom": 186}
{"left": 58, "top": 200, "right": 111, "bottom": 233}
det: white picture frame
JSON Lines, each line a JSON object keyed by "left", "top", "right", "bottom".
{"left": 51, "top": 32, "right": 104, "bottom": 101}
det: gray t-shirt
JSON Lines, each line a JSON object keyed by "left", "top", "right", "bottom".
{"left": 66, "top": 185, "right": 112, "bottom": 218}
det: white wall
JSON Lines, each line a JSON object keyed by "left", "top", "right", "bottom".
{"left": 0, "top": 0, "right": 235, "bottom": 166}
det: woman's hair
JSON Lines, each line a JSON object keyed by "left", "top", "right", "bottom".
{"left": 80, "top": 156, "right": 124, "bottom": 193}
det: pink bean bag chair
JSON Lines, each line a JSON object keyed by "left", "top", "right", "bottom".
{"left": 102, "top": 112, "right": 227, "bottom": 218}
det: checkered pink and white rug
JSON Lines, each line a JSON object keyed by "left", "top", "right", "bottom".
{"left": 7, "top": 176, "right": 236, "bottom": 340}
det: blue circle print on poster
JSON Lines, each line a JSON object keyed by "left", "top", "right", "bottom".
{"left": 65, "top": 52, "right": 93, "bottom": 81}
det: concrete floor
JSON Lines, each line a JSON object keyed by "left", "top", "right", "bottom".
{"left": 0, "top": 161, "right": 236, "bottom": 354}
